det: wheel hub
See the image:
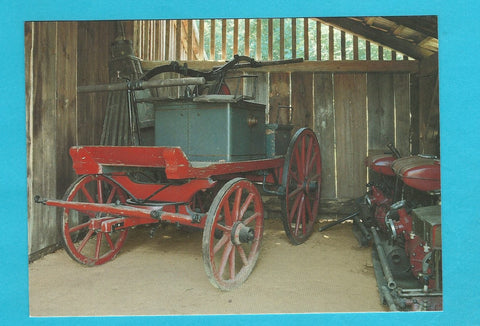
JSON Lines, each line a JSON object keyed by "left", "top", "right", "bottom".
{"left": 231, "top": 222, "right": 255, "bottom": 245}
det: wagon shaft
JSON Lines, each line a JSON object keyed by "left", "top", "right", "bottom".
{"left": 38, "top": 198, "right": 207, "bottom": 231}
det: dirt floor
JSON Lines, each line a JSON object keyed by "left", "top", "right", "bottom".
{"left": 29, "top": 217, "right": 388, "bottom": 316}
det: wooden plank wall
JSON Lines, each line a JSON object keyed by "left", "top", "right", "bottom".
{"left": 26, "top": 21, "right": 116, "bottom": 259}
{"left": 261, "top": 71, "right": 410, "bottom": 200}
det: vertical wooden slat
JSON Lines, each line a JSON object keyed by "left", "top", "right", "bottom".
{"left": 56, "top": 21, "right": 78, "bottom": 202}
{"left": 222, "top": 19, "right": 227, "bottom": 60}
{"left": 210, "top": 19, "right": 215, "bottom": 60}
{"left": 328, "top": 25, "right": 334, "bottom": 60}
{"left": 269, "top": 72, "right": 291, "bottom": 123}
{"left": 341, "top": 30, "right": 346, "bottom": 60}
{"left": 303, "top": 18, "right": 309, "bottom": 61}
{"left": 268, "top": 19, "right": 273, "bottom": 60}
{"left": 165, "top": 20, "right": 170, "bottom": 60}
{"left": 334, "top": 73, "right": 367, "bottom": 198}
{"left": 392, "top": 50, "right": 397, "bottom": 61}
{"left": 403, "top": 55, "right": 409, "bottom": 61}
{"left": 175, "top": 19, "right": 182, "bottom": 60}
{"left": 394, "top": 74, "right": 411, "bottom": 156}
{"left": 366, "top": 40, "right": 371, "bottom": 60}
{"left": 198, "top": 20, "right": 204, "bottom": 60}
{"left": 316, "top": 21, "right": 321, "bottom": 61}
{"left": 291, "top": 72, "right": 313, "bottom": 129}
{"left": 279, "top": 18, "right": 284, "bottom": 60}
{"left": 233, "top": 19, "right": 239, "bottom": 55}
{"left": 353, "top": 35, "right": 359, "bottom": 60}
{"left": 367, "top": 73, "right": 394, "bottom": 151}
{"left": 314, "top": 73, "right": 336, "bottom": 198}
{"left": 244, "top": 18, "right": 250, "bottom": 57}
{"left": 187, "top": 20, "right": 193, "bottom": 60}
{"left": 256, "top": 19, "right": 262, "bottom": 60}
{"left": 28, "top": 21, "right": 58, "bottom": 254}
{"left": 378, "top": 46, "right": 384, "bottom": 61}
{"left": 291, "top": 18, "right": 296, "bottom": 59}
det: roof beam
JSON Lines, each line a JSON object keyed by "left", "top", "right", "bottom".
{"left": 385, "top": 16, "right": 438, "bottom": 39}
{"left": 317, "top": 17, "right": 434, "bottom": 59}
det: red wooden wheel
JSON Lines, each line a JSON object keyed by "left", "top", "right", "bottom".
{"left": 59, "top": 174, "right": 129, "bottom": 266}
{"left": 281, "top": 128, "right": 322, "bottom": 245}
{"left": 202, "top": 178, "right": 264, "bottom": 290}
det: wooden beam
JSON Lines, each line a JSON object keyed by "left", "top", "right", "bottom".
{"left": 304, "top": 18, "right": 309, "bottom": 60}
{"left": 316, "top": 21, "right": 321, "bottom": 60}
{"left": 386, "top": 16, "right": 438, "bottom": 39}
{"left": 341, "top": 30, "right": 346, "bottom": 60}
{"left": 292, "top": 18, "right": 296, "bottom": 59}
{"left": 245, "top": 18, "right": 250, "bottom": 56}
{"left": 256, "top": 19, "right": 262, "bottom": 60}
{"left": 353, "top": 35, "right": 358, "bottom": 60}
{"left": 198, "top": 20, "right": 204, "bottom": 60}
{"left": 210, "top": 19, "right": 215, "bottom": 60}
{"left": 280, "top": 18, "right": 284, "bottom": 60}
{"left": 175, "top": 20, "right": 181, "bottom": 60}
{"left": 165, "top": 20, "right": 170, "bottom": 60}
{"left": 187, "top": 20, "right": 193, "bottom": 60}
{"left": 328, "top": 25, "right": 334, "bottom": 60}
{"left": 222, "top": 19, "right": 227, "bottom": 61}
{"left": 142, "top": 59, "right": 419, "bottom": 73}
{"left": 268, "top": 19, "right": 273, "bottom": 60}
{"left": 233, "top": 19, "right": 238, "bottom": 55}
{"left": 318, "top": 17, "right": 433, "bottom": 59}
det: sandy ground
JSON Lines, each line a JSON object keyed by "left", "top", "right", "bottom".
{"left": 29, "top": 217, "right": 387, "bottom": 316}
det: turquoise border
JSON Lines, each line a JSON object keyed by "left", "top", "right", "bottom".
{"left": 2, "top": 0, "right": 479, "bottom": 325}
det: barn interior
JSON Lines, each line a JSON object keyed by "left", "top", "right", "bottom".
{"left": 26, "top": 16, "right": 440, "bottom": 314}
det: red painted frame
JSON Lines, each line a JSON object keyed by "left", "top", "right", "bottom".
{"left": 44, "top": 145, "right": 285, "bottom": 231}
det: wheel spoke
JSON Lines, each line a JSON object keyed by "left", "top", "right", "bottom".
{"left": 239, "top": 192, "right": 254, "bottom": 218}
{"left": 95, "top": 232, "right": 103, "bottom": 259}
{"left": 218, "top": 242, "right": 233, "bottom": 278}
{"left": 294, "top": 195, "right": 305, "bottom": 236}
{"left": 222, "top": 201, "right": 232, "bottom": 225}
{"left": 287, "top": 186, "right": 303, "bottom": 199}
{"left": 97, "top": 180, "right": 104, "bottom": 204}
{"left": 237, "top": 245, "right": 249, "bottom": 266}
{"left": 289, "top": 191, "right": 303, "bottom": 223}
{"left": 232, "top": 188, "right": 242, "bottom": 221}
{"left": 229, "top": 246, "right": 236, "bottom": 280}
{"left": 213, "top": 233, "right": 229, "bottom": 254}
{"left": 106, "top": 186, "right": 117, "bottom": 204}
{"left": 104, "top": 232, "right": 115, "bottom": 250}
{"left": 77, "top": 229, "right": 94, "bottom": 253}
{"left": 243, "top": 212, "right": 260, "bottom": 226}
{"left": 80, "top": 185, "right": 95, "bottom": 203}
{"left": 68, "top": 220, "right": 90, "bottom": 234}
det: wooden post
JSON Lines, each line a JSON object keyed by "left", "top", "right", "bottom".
{"left": 210, "top": 19, "right": 215, "bottom": 60}
{"left": 280, "top": 18, "right": 284, "bottom": 60}
{"left": 304, "top": 18, "right": 309, "bottom": 61}
{"left": 245, "top": 18, "right": 250, "bottom": 57}
{"left": 256, "top": 19, "right": 262, "bottom": 60}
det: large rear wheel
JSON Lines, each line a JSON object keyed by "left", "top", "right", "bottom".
{"left": 281, "top": 128, "right": 322, "bottom": 245}
{"left": 202, "top": 178, "right": 264, "bottom": 290}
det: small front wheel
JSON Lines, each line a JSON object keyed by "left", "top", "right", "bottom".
{"left": 58, "top": 174, "right": 129, "bottom": 266}
{"left": 202, "top": 178, "right": 264, "bottom": 290}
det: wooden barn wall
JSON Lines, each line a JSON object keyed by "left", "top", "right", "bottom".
{"left": 257, "top": 70, "right": 411, "bottom": 201}
{"left": 26, "top": 21, "right": 116, "bottom": 259}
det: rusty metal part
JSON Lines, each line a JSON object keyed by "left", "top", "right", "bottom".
{"left": 371, "top": 226, "right": 397, "bottom": 289}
